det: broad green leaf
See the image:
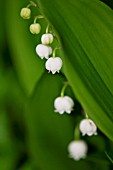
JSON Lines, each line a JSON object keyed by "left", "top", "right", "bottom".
{"left": 25, "top": 73, "right": 110, "bottom": 170}
{"left": 37, "top": 0, "right": 113, "bottom": 140}
{"left": 5, "top": 0, "right": 44, "bottom": 95}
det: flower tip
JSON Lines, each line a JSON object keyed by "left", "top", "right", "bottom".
{"left": 66, "top": 111, "right": 71, "bottom": 114}
{"left": 52, "top": 71, "right": 56, "bottom": 74}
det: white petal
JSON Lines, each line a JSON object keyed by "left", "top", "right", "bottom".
{"left": 41, "top": 34, "right": 54, "bottom": 45}
{"left": 54, "top": 96, "right": 74, "bottom": 114}
{"left": 52, "top": 71, "right": 56, "bottom": 74}
{"left": 59, "top": 111, "right": 65, "bottom": 114}
{"left": 79, "top": 119, "right": 97, "bottom": 136}
{"left": 45, "top": 57, "right": 63, "bottom": 74}
{"left": 36, "top": 44, "right": 52, "bottom": 59}
{"left": 66, "top": 111, "right": 71, "bottom": 114}
{"left": 68, "top": 140, "right": 88, "bottom": 161}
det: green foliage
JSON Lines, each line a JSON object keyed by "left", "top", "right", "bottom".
{"left": 25, "top": 72, "right": 111, "bottom": 170}
{"left": 37, "top": 0, "right": 113, "bottom": 141}
{"left": 1, "top": 0, "right": 113, "bottom": 169}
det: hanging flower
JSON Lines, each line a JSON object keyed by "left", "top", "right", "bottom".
{"left": 30, "top": 23, "right": 41, "bottom": 34}
{"left": 68, "top": 140, "right": 88, "bottom": 161}
{"left": 54, "top": 96, "right": 74, "bottom": 114}
{"left": 41, "top": 33, "right": 53, "bottom": 45}
{"left": 36, "top": 44, "right": 52, "bottom": 59}
{"left": 45, "top": 57, "right": 62, "bottom": 74}
{"left": 20, "top": 8, "right": 31, "bottom": 19}
{"left": 79, "top": 119, "right": 97, "bottom": 136}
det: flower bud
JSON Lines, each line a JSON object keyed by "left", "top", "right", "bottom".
{"left": 41, "top": 33, "right": 53, "bottom": 45}
{"left": 36, "top": 44, "right": 52, "bottom": 59}
{"left": 30, "top": 23, "right": 41, "bottom": 34}
{"left": 79, "top": 119, "right": 97, "bottom": 136}
{"left": 45, "top": 57, "right": 62, "bottom": 74}
{"left": 54, "top": 96, "right": 74, "bottom": 114}
{"left": 68, "top": 140, "right": 88, "bottom": 161}
{"left": 20, "top": 8, "right": 31, "bottom": 19}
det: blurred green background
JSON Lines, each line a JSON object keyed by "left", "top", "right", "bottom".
{"left": 0, "top": 0, "right": 113, "bottom": 169}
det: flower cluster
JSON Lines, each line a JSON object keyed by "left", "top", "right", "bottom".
{"left": 68, "top": 114, "right": 97, "bottom": 161}
{"left": 52, "top": 74, "right": 97, "bottom": 161}
{"left": 20, "top": 1, "right": 98, "bottom": 162}
{"left": 20, "top": 2, "right": 63, "bottom": 74}
{"left": 36, "top": 33, "right": 63, "bottom": 74}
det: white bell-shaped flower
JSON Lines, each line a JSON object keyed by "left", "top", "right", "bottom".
{"left": 68, "top": 140, "right": 88, "bottom": 161}
{"left": 79, "top": 119, "right": 97, "bottom": 136}
{"left": 41, "top": 33, "right": 53, "bottom": 45}
{"left": 30, "top": 23, "right": 41, "bottom": 34}
{"left": 45, "top": 57, "right": 62, "bottom": 74}
{"left": 36, "top": 44, "right": 52, "bottom": 59}
{"left": 20, "top": 8, "right": 31, "bottom": 19}
{"left": 54, "top": 96, "right": 74, "bottom": 114}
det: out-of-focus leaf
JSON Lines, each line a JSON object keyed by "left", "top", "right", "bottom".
{"left": 0, "top": 1, "right": 4, "bottom": 45}
{"left": 18, "top": 161, "right": 38, "bottom": 170}
{"left": 0, "top": 110, "right": 17, "bottom": 170}
{"left": 0, "top": 67, "right": 29, "bottom": 169}
{"left": 5, "top": 0, "right": 44, "bottom": 95}
{"left": 0, "top": 68, "right": 26, "bottom": 105}
{"left": 25, "top": 73, "right": 110, "bottom": 170}
{"left": 37, "top": 0, "right": 113, "bottom": 140}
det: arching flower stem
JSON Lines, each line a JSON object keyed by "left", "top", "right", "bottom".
{"left": 34, "top": 15, "right": 44, "bottom": 23}
{"left": 61, "top": 82, "right": 69, "bottom": 97}
{"left": 53, "top": 47, "right": 61, "bottom": 58}
{"left": 74, "top": 125, "right": 80, "bottom": 141}
{"left": 27, "top": 1, "right": 37, "bottom": 8}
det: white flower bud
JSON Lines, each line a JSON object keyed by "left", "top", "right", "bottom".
{"left": 45, "top": 57, "right": 62, "bottom": 74}
{"left": 41, "top": 33, "right": 53, "bottom": 45}
{"left": 36, "top": 44, "right": 52, "bottom": 59}
{"left": 20, "top": 8, "right": 31, "bottom": 19}
{"left": 30, "top": 23, "right": 41, "bottom": 34}
{"left": 68, "top": 140, "right": 88, "bottom": 161}
{"left": 54, "top": 96, "right": 74, "bottom": 114}
{"left": 79, "top": 119, "right": 97, "bottom": 136}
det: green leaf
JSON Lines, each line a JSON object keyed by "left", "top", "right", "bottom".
{"left": 37, "top": 0, "right": 113, "bottom": 140}
{"left": 0, "top": 110, "right": 17, "bottom": 170}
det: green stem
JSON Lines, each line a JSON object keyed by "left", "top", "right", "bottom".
{"left": 34, "top": 15, "right": 44, "bottom": 23}
{"left": 85, "top": 112, "right": 89, "bottom": 119}
{"left": 74, "top": 125, "right": 80, "bottom": 140}
{"left": 61, "top": 82, "right": 68, "bottom": 97}
{"left": 46, "top": 24, "right": 50, "bottom": 34}
{"left": 53, "top": 47, "right": 61, "bottom": 58}
{"left": 105, "top": 151, "right": 113, "bottom": 164}
{"left": 27, "top": 1, "right": 37, "bottom": 8}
